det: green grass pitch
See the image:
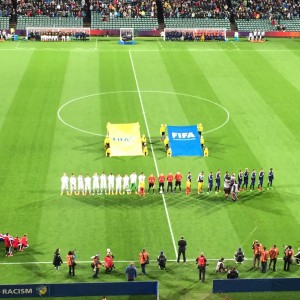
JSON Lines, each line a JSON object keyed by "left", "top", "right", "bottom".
{"left": 0, "top": 37, "right": 300, "bottom": 300}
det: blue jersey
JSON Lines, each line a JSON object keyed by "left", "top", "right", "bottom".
{"left": 244, "top": 171, "right": 249, "bottom": 181}
{"left": 215, "top": 173, "right": 220, "bottom": 184}
{"left": 208, "top": 174, "right": 213, "bottom": 184}
{"left": 238, "top": 172, "right": 243, "bottom": 183}
{"left": 268, "top": 171, "right": 274, "bottom": 180}
{"left": 251, "top": 172, "right": 256, "bottom": 181}
{"left": 259, "top": 171, "right": 264, "bottom": 181}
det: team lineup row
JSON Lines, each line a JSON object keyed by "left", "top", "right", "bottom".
{"left": 60, "top": 168, "right": 274, "bottom": 196}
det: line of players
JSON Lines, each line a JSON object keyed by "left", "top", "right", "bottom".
{"left": 60, "top": 168, "right": 274, "bottom": 196}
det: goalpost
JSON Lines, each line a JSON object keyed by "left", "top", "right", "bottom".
{"left": 163, "top": 28, "right": 227, "bottom": 42}
{"left": 26, "top": 27, "right": 90, "bottom": 41}
{"left": 118, "top": 28, "right": 136, "bottom": 45}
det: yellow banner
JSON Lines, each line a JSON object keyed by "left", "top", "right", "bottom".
{"left": 107, "top": 122, "right": 143, "bottom": 157}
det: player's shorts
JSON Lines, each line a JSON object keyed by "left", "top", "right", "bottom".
{"left": 61, "top": 183, "right": 68, "bottom": 190}
{"left": 93, "top": 183, "right": 100, "bottom": 189}
{"left": 224, "top": 187, "right": 231, "bottom": 194}
{"left": 175, "top": 181, "right": 181, "bottom": 187}
{"left": 78, "top": 182, "right": 84, "bottom": 190}
{"left": 85, "top": 184, "right": 91, "bottom": 191}
{"left": 197, "top": 182, "right": 203, "bottom": 190}
{"left": 148, "top": 183, "right": 154, "bottom": 188}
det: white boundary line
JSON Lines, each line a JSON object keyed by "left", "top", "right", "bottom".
{"left": 57, "top": 91, "right": 230, "bottom": 136}
{"left": 129, "top": 51, "right": 178, "bottom": 259}
{"left": 0, "top": 258, "right": 245, "bottom": 265}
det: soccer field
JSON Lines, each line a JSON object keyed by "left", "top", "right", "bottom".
{"left": 0, "top": 37, "right": 300, "bottom": 300}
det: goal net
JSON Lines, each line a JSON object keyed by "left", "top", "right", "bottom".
{"left": 119, "top": 28, "right": 136, "bottom": 44}
{"left": 163, "top": 28, "right": 227, "bottom": 42}
{"left": 26, "top": 27, "right": 90, "bottom": 41}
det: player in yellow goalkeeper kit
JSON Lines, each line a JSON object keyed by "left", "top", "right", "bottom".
{"left": 104, "top": 136, "right": 110, "bottom": 149}
{"left": 167, "top": 148, "right": 172, "bottom": 157}
{"left": 143, "top": 145, "right": 148, "bottom": 156}
{"left": 141, "top": 134, "right": 147, "bottom": 147}
{"left": 106, "top": 147, "right": 111, "bottom": 157}
{"left": 204, "top": 147, "right": 208, "bottom": 157}
{"left": 160, "top": 124, "right": 166, "bottom": 141}
{"left": 164, "top": 136, "right": 169, "bottom": 150}
{"left": 197, "top": 123, "right": 203, "bottom": 136}
{"left": 200, "top": 135, "right": 204, "bottom": 150}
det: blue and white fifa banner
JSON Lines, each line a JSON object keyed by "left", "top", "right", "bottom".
{"left": 167, "top": 125, "right": 203, "bottom": 157}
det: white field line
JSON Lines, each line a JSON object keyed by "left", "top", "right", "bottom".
{"left": 0, "top": 258, "right": 248, "bottom": 265}
{"left": 129, "top": 50, "right": 178, "bottom": 259}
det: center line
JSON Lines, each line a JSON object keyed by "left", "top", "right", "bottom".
{"left": 129, "top": 50, "right": 178, "bottom": 259}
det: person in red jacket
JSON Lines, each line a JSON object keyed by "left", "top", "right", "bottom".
{"left": 260, "top": 246, "right": 269, "bottom": 273}
{"left": 196, "top": 252, "right": 207, "bottom": 282}
{"left": 148, "top": 174, "right": 155, "bottom": 194}
{"left": 174, "top": 172, "right": 182, "bottom": 193}
{"left": 4, "top": 233, "right": 12, "bottom": 257}
{"left": 12, "top": 236, "right": 21, "bottom": 252}
{"left": 20, "top": 234, "right": 29, "bottom": 251}
{"left": 166, "top": 172, "right": 174, "bottom": 193}
{"left": 104, "top": 253, "right": 114, "bottom": 273}
{"left": 158, "top": 173, "right": 165, "bottom": 194}
{"left": 269, "top": 244, "right": 279, "bottom": 271}
{"left": 67, "top": 250, "right": 76, "bottom": 276}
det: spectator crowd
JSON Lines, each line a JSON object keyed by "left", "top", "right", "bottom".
{"left": 0, "top": 0, "right": 299, "bottom": 22}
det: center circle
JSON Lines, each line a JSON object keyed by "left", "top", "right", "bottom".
{"left": 57, "top": 91, "right": 230, "bottom": 136}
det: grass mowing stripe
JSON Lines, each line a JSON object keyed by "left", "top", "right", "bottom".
{"left": 129, "top": 50, "right": 178, "bottom": 258}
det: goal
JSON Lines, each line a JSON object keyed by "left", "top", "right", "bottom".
{"left": 163, "top": 28, "right": 227, "bottom": 42}
{"left": 26, "top": 27, "right": 90, "bottom": 42}
{"left": 118, "top": 28, "right": 136, "bottom": 45}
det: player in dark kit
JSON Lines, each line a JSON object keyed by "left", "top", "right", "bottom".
{"left": 249, "top": 169, "right": 256, "bottom": 191}
{"left": 207, "top": 172, "right": 213, "bottom": 193}
{"left": 257, "top": 169, "right": 264, "bottom": 190}
{"left": 177, "top": 236, "right": 187, "bottom": 263}
{"left": 215, "top": 170, "right": 221, "bottom": 193}
{"left": 267, "top": 168, "right": 274, "bottom": 190}
{"left": 238, "top": 170, "right": 243, "bottom": 190}
{"left": 242, "top": 168, "right": 249, "bottom": 190}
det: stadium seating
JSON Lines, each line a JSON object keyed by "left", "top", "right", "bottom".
{"left": 16, "top": 16, "right": 83, "bottom": 30}
{"left": 0, "top": 17, "right": 9, "bottom": 30}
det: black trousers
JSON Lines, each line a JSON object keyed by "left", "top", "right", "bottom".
{"left": 69, "top": 265, "right": 75, "bottom": 276}
{"left": 199, "top": 266, "right": 206, "bottom": 282}
{"left": 177, "top": 249, "right": 186, "bottom": 263}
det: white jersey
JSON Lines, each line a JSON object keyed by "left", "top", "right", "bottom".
{"left": 70, "top": 176, "right": 77, "bottom": 191}
{"left": 61, "top": 175, "right": 69, "bottom": 189}
{"left": 78, "top": 175, "right": 84, "bottom": 190}
{"left": 108, "top": 174, "right": 115, "bottom": 191}
{"left": 100, "top": 173, "right": 107, "bottom": 189}
{"left": 138, "top": 174, "right": 146, "bottom": 184}
{"left": 115, "top": 175, "right": 122, "bottom": 191}
{"left": 123, "top": 175, "right": 130, "bottom": 190}
{"left": 84, "top": 176, "right": 92, "bottom": 191}
{"left": 130, "top": 173, "right": 137, "bottom": 185}
{"left": 92, "top": 174, "right": 100, "bottom": 189}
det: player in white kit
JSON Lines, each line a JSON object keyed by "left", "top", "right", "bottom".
{"left": 123, "top": 173, "right": 130, "bottom": 194}
{"left": 129, "top": 171, "right": 137, "bottom": 194}
{"left": 92, "top": 172, "right": 100, "bottom": 195}
{"left": 69, "top": 173, "right": 77, "bottom": 195}
{"left": 138, "top": 172, "right": 146, "bottom": 192}
{"left": 61, "top": 172, "right": 69, "bottom": 195}
{"left": 84, "top": 174, "right": 92, "bottom": 195}
{"left": 100, "top": 172, "right": 107, "bottom": 194}
{"left": 115, "top": 173, "right": 122, "bottom": 195}
{"left": 77, "top": 173, "right": 84, "bottom": 195}
{"left": 107, "top": 173, "right": 115, "bottom": 195}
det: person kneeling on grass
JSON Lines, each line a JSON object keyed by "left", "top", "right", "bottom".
{"left": 227, "top": 267, "right": 239, "bottom": 279}
{"left": 157, "top": 251, "right": 167, "bottom": 270}
{"left": 216, "top": 257, "right": 227, "bottom": 273}
{"left": 235, "top": 247, "right": 245, "bottom": 263}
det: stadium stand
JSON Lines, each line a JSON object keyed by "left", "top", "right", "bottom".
{"left": 0, "top": 16, "right": 9, "bottom": 30}
{"left": 16, "top": 16, "right": 83, "bottom": 30}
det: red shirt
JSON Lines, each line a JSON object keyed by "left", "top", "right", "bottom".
{"left": 175, "top": 173, "right": 182, "bottom": 181}
{"left": 13, "top": 238, "right": 20, "bottom": 248}
{"left": 158, "top": 175, "right": 165, "bottom": 183}
{"left": 21, "top": 236, "right": 28, "bottom": 247}
{"left": 167, "top": 174, "right": 174, "bottom": 182}
{"left": 4, "top": 236, "right": 11, "bottom": 247}
{"left": 105, "top": 255, "right": 113, "bottom": 268}
{"left": 197, "top": 256, "right": 206, "bottom": 266}
{"left": 148, "top": 176, "right": 155, "bottom": 184}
